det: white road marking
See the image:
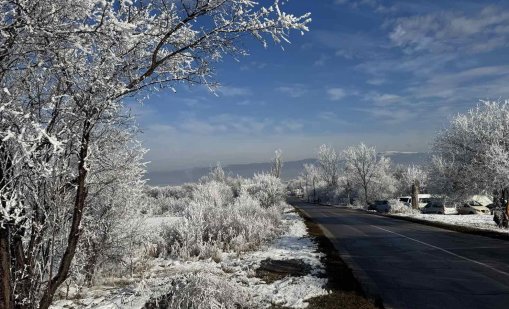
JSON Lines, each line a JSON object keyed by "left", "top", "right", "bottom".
{"left": 371, "top": 225, "right": 509, "bottom": 277}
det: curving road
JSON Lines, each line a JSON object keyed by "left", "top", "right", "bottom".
{"left": 291, "top": 199, "right": 509, "bottom": 309}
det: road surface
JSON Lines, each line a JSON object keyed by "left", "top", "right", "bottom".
{"left": 292, "top": 200, "right": 509, "bottom": 309}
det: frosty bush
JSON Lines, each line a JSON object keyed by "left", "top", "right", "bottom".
{"left": 387, "top": 199, "right": 420, "bottom": 214}
{"left": 163, "top": 190, "right": 283, "bottom": 259}
{"left": 246, "top": 173, "right": 286, "bottom": 208}
{"left": 146, "top": 185, "right": 195, "bottom": 200}
{"left": 191, "top": 181, "right": 235, "bottom": 208}
{"left": 146, "top": 273, "right": 253, "bottom": 309}
{"left": 312, "top": 183, "right": 344, "bottom": 204}
{"left": 160, "top": 175, "right": 285, "bottom": 260}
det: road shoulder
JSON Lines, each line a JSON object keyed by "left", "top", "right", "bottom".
{"left": 291, "top": 201, "right": 381, "bottom": 309}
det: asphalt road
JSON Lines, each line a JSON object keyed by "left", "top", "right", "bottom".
{"left": 291, "top": 199, "right": 509, "bottom": 309}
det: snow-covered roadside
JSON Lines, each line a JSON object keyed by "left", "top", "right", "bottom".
{"left": 390, "top": 212, "right": 509, "bottom": 234}
{"left": 343, "top": 201, "right": 509, "bottom": 234}
{"left": 51, "top": 208, "right": 328, "bottom": 309}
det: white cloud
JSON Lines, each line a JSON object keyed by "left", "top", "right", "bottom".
{"left": 276, "top": 85, "right": 308, "bottom": 98}
{"left": 334, "top": 0, "right": 392, "bottom": 13}
{"left": 314, "top": 54, "right": 330, "bottom": 66}
{"left": 317, "top": 111, "right": 351, "bottom": 126}
{"left": 389, "top": 6, "right": 509, "bottom": 54}
{"left": 317, "top": 111, "right": 338, "bottom": 120}
{"left": 366, "top": 78, "right": 385, "bottom": 85}
{"left": 408, "top": 65, "right": 509, "bottom": 101}
{"left": 357, "top": 107, "right": 414, "bottom": 125}
{"left": 327, "top": 88, "right": 346, "bottom": 101}
{"left": 218, "top": 86, "right": 252, "bottom": 97}
{"left": 313, "top": 30, "right": 389, "bottom": 61}
{"left": 364, "top": 92, "right": 403, "bottom": 106}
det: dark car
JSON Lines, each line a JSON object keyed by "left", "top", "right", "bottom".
{"left": 369, "top": 200, "right": 390, "bottom": 213}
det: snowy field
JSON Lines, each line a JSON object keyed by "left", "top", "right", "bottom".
{"left": 391, "top": 212, "right": 509, "bottom": 234}
{"left": 51, "top": 209, "right": 328, "bottom": 309}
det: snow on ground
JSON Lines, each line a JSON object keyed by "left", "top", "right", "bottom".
{"left": 51, "top": 208, "right": 328, "bottom": 309}
{"left": 392, "top": 212, "right": 509, "bottom": 234}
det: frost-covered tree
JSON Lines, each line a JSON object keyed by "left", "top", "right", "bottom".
{"left": 343, "top": 143, "right": 395, "bottom": 203}
{"left": 203, "top": 162, "right": 227, "bottom": 183}
{"left": 271, "top": 149, "right": 283, "bottom": 178}
{"left": 317, "top": 144, "right": 340, "bottom": 187}
{"left": 395, "top": 165, "right": 428, "bottom": 194}
{"left": 0, "top": 1, "right": 310, "bottom": 308}
{"left": 394, "top": 165, "right": 428, "bottom": 208}
{"left": 79, "top": 129, "right": 147, "bottom": 285}
{"left": 301, "top": 163, "right": 320, "bottom": 200}
{"left": 432, "top": 101, "right": 509, "bottom": 209}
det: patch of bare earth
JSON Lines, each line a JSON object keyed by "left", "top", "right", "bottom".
{"left": 255, "top": 258, "right": 314, "bottom": 284}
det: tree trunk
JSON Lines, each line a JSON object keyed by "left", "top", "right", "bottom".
{"left": 84, "top": 242, "right": 98, "bottom": 287}
{"left": 0, "top": 226, "right": 13, "bottom": 309}
{"left": 38, "top": 122, "right": 91, "bottom": 309}
{"left": 0, "top": 142, "right": 14, "bottom": 309}
{"left": 363, "top": 185, "right": 368, "bottom": 205}
{"left": 505, "top": 190, "right": 509, "bottom": 224}
{"left": 411, "top": 181, "right": 420, "bottom": 210}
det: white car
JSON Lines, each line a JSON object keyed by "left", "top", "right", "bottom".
{"left": 421, "top": 200, "right": 457, "bottom": 215}
{"left": 398, "top": 194, "right": 432, "bottom": 208}
{"left": 457, "top": 200, "right": 490, "bottom": 215}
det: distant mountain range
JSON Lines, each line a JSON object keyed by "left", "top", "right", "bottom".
{"left": 146, "top": 151, "right": 431, "bottom": 186}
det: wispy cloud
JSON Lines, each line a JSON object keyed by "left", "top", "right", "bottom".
{"left": 276, "top": 85, "right": 308, "bottom": 98}
{"left": 314, "top": 54, "right": 331, "bottom": 66}
{"left": 327, "top": 88, "right": 346, "bottom": 101}
{"left": 218, "top": 86, "right": 252, "bottom": 97}
{"left": 389, "top": 6, "right": 509, "bottom": 54}
{"left": 334, "top": 0, "right": 393, "bottom": 14}
{"left": 357, "top": 107, "right": 415, "bottom": 125}
{"left": 363, "top": 92, "right": 403, "bottom": 106}
{"left": 166, "top": 113, "right": 309, "bottom": 137}
{"left": 313, "top": 30, "right": 390, "bottom": 61}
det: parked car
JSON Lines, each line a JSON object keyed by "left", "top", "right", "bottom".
{"left": 486, "top": 203, "right": 496, "bottom": 214}
{"left": 457, "top": 200, "right": 490, "bottom": 215}
{"left": 421, "top": 200, "right": 457, "bottom": 215}
{"left": 468, "top": 195, "right": 492, "bottom": 207}
{"left": 370, "top": 200, "right": 391, "bottom": 213}
{"left": 398, "top": 194, "right": 432, "bottom": 208}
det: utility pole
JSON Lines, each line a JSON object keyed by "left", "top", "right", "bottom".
{"left": 411, "top": 180, "right": 420, "bottom": 210}
{"left": 313, "top": 176, "right": 316, "bottom": 203}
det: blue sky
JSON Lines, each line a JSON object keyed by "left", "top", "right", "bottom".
{"left": 133, "top": 0, "right": 509, "bottom": 171}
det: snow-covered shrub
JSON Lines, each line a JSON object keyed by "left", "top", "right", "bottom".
{"left": 151, "top": 273, "right": 253, "bottom": 309}
{"left": 350, "top": 199, "right": 367, "bottom": 209}
{"left": 312, "top": 183, "right": 343, "bottom": 204}
{"left": 246, "top": 172, "right": 286, "bottom": 208}
{"left": 162, "top": 188, "right": 283, "bottom": 259}
{"left": 146, "top": 184, "right": 196, "bottom": 200}
{"left": 191, "top": 181, "right": 235, "bottom": 207}
{"left": 150, "top": 196, "right": 191, "bottom": 216}
{"left": 387, "top": 199, "right": 420, "bottom": 214}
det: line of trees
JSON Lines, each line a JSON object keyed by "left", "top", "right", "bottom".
{"left": 297, "top": 100, "right": 509, "bottom": 221}
{"left": 0, "top": 1, "right": 310, "bottom": 308}
{"left": 298, "top": 143, "right": 405, "bottom": 205}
